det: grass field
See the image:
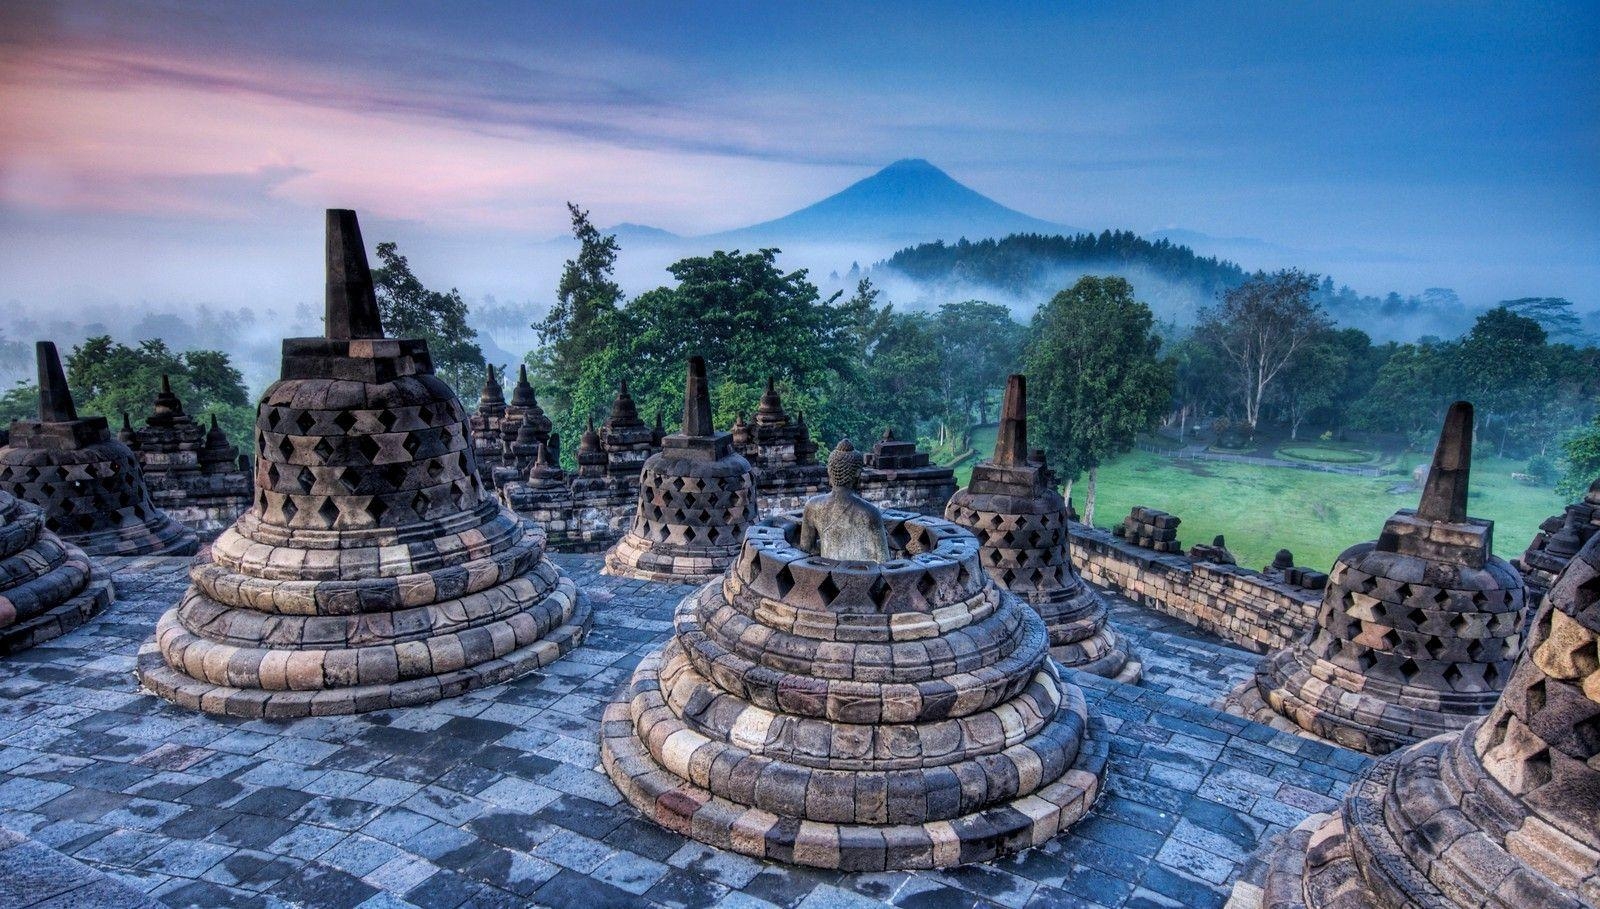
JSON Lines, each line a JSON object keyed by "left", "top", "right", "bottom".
{"left": 950, "top": 426, "right": 1563, "bottom": 572}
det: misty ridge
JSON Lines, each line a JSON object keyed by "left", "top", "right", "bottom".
{"left": 0, "top": 158, "right": 1589, "bottom": 396}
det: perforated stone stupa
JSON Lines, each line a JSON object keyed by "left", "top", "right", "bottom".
{"left": 1517, "top": 475, "right": 1600, "bottom": 607}
{"left": 134, "top": 209, "right": 589, "bottom": 717}
{"left": 0, "top": 489, "right": 114, "bottom": 656}
{"left": 603, "top": 356, "right": 757, "bottom": 583}
{"left": 130, "top": 376, "right": 252, "bottom": 538}
{"left": 0, "top": 343, "right": 198, "bottom": 558}
{"left": 601, "top": 508, "right": 1106, "bottom": 870}
{"left": 1251, "top": 526, "right": 1600, "bottom": 909}
{"left": 1225, "top": 402, "right": 1526, "bottom": 754}
{"left": 946, "top": 375, "right": 1137, "bottom": 681}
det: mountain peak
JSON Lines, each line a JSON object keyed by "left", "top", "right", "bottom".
{"left": 713, "top": 159, "right": 1071, "bottom": 244}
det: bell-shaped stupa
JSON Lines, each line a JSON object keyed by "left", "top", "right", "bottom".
{"left": 1227, "top": 402, "right": 1526, "bottom": 753}
{"left": 1255, "top": 527, "right": 1600, "bottom": 909}
{"left": 946, "top": 375, "right": 1137, "bottom": 681}
{"left": 601, "top": 499, "right": 1107, "bottom": 870}
{"left": 0, "top": 343, "right": 198, "bottom": 557}
{"left": 135, "top": 210, "right": 589, "bottom": 717}
{"left": 603, "top": 357, "right": 757, "bottom": 583}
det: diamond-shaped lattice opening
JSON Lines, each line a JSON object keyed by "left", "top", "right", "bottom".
{"left": 1466, "top": 639, "right": 1485, "bottom": 661}
{"left": 317, "top": 497, "right": 340, "bottom": 527}
{"left": 869, "top": 575, "right": 892, "bottom": 609}
{"left": 417, "top": 405, "right": 434, "bottom": 424}
{"left": 1525, "top": 677, "right": 1547, "bottom": 715}
{"left": 1450, "top": 613, "right": 1470, "bottom": 634}
{"left": 817, "top": 573, "right": 840, "bottom": 606}
{"left": 377, "top": 409, "right": 398, "bottom": 431}
{"left": 357, "top": 435, "right": 381, "bottom": 463}
{"left": 266, "top": 463, "right": 281, "bottom": 487}
{"left": 281, "top": 497, "right": 298, "bottom": 522}
{"left": 313, "top": 437, "right": 335, "bottom": 460}
{"left": 774, "top": 563, "right": 796, "bottom": 597}
{"left": 425, "top": 459, "right": 445, "bottom": 481}
{"left": 1406, "top": 607, "right": 1428, "bottom": 628}
{"left": 439, "top": 425, "right": 454, "bottom": 448}
{"left": 1425, "top": 637, "right": 1445, "bottom": 659}
{"left": 267, "top": 409, "right": 282, "bottom": 429}
{"left": 1356, "top": 649, "right": 1377, "bottom": 672}
{"left": 705, "top": 525, "right": 720, "bottom": 543}
{"left": 75, "top": 515, "right": 95, "bottom": 531}
{"left": 1380, "top": 628, "right": 1402, "bottom": 650}
{"left": 1483, "top": 662, "right": 1501, "bottom": 687}
{"left": 410, "top": 491, "right": 430, "bottom": 515}
{"left": 39, "top": 482, "right": 55, "bottom": 497}
{"left": 382, "top": 463, "right": 408, "bottom": 489}
{"left": 1515, "top": 748, "right": 1553, "bottom": 794}
{"left": 1442, "top": 662, "right": 1463, "bottom": 687}
{"left": 339, "top": 467, "right": 363, "bottom": 492}
{"left": 403, "top": 434, "right": 422, "bottom": 456}
{"left": 916, "top": 571, "right": 938, "bottom": 602}
{"left": 365, "top": 497, "right": 389, "bottom": 523}
{"left": 296, "top": 467, "right": 315, "bottom": 494}
{"left": 293, "top": 411, "right": 315, "bottom": 433}
{"left": 58, "top": 498, "right": 74, "bottom": 514}
{"left": 1398, "top": 658, "right": 1420, "bottom": 681}
{"left": 682, "top": 526, "right": 697, "bottom": 542}
{"left": 334, "top": 411, "right": 358, "bottom": 432}
{"left": 278, "top": 436, "right": 296, "bottom": 459}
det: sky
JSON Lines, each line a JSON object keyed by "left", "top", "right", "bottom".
{"left": 1, "top": 1, "right": 1597, "bottom": 321}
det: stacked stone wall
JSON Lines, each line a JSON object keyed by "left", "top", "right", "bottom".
{"left": 1070, "top": 522, "right": 1321, "bottom": 653}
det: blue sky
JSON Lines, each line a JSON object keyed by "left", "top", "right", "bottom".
{"left": 0, "top": 1, "right": 1595, "bottom": 313}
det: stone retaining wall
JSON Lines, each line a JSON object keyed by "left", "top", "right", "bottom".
{"left": 1069, "top": 521, "right": 1321, "bottom": 653}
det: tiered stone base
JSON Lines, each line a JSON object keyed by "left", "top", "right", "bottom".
{"left": 1256, "top": 733, "right": 1592, "bottom": 908}
{"left": 1224, "top": 643, "right": 1492, "bottom": 755}
{"left": 603, "top": 533, "right": 740, "bottom": 584}
{"left": 135, "top": 509, "right": 591, "bottom": 717}
{"left": 1039, "top": 588, "right": 1140, "bottom": 683}
{"left": 601, "top": 645, "right": 1106, "bottom": 871}
{"left": 0, "top": 494, "right": 116, "bottom": 655}
{"left": 68, "top": 516, "right": 199, "bottom": 558}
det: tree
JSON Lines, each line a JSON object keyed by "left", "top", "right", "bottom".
{"left": 1026, "top": 276, "right": 1173, "bottom": 524}
{"left": 931, "top": 300, "right": 1026, "bottom": 432}
{"left": 1455, "top": 307, "right": 1548, "bottom": 455}
{"left": 533, "top": 204, "right": 624, "bottom": 409}
{"left": 371, "top": 241, "right": 486, "bottom": 400}
{"left": 1194, "top": 269, "right": 1331, "bottom": 435}
{"left": 1558, "top": 414, "right": 1600, "bottom": 499}
{"left": 1502, "top": 297, "right": 1586, "bottom": 344}
{"left": 60, "top": 337, "right": 255, "bottom": 449}
{"left": 1275, "top": 335, "right": 1348, "bottom": 440}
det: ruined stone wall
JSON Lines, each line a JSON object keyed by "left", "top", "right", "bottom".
{"left": 1069, "top": 522, "right": 1320, "bottom": 653}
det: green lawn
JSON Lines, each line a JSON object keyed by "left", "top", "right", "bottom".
{"left": 948, "top": 427, "right": 1562, "bottom": 572}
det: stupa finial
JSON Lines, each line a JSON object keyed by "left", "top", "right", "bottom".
{"left": 1416, "top": 400, "right": 1473, "bottom": 523}
{"left": 36, "top": 341, "right": 77, "bottom": 422}
{"left": 994, "top": 374, "right": 1027, "bottom": 467}
{"left": 324, "top": 209, "right": 384, "bottom": 341}
{"left": 682, "top": 356, "right": 713, "bottom": 437}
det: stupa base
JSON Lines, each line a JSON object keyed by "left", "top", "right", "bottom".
{"left": 1050, "top": 627, "right": 1139, "bottom": 684}
{"left": 603, "top": 533, "right": 739, "bottom": 585}
{"left": 134, "top": 598, "right": 590, "bottom": 718}
{"left": 1225, "top": 644, "right": 1488, "bottom": 755}
{"left": 0, "top": 570, "right": 114, "bottom": 656}
{"left": 601, "top": 648, "right": 1107, "bottom": 872}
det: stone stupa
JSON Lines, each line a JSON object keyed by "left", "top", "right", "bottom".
{"left": 135, "top": 209, "right": 589, "bottom": 717}
{"left": 601, "top": 440, "right": 1106, "bottom": 870}
{"left": 946, "top": 374, "right": 1138, "bottom": 681}
{"left": 1226, "top": 401, "right": 1526, "bottom": 753}
{"left": 603, "top": 356, "right": 757, "bottom": 583}
{"left": 132, "top": 376, "right": 252, "bottom": 538}
{"left": 1250, "top": 526, "right": 1600, "bottom": 909}
{"left": 0, "top": 343, "right": 198, "bottom": 558}
{"left": 1517, "top": 475, "right": 1600, "bottom": 607}
{"left": 0, "top": 488, "right": 115, "bottom": 655}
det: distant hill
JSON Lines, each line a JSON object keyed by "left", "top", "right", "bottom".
{"left": 706, "top": 158, "right": 1072, "bottom": 244}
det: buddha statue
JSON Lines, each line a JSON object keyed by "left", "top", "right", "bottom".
{"left": 798, "top": 439, "right": 890, "bottom": 562}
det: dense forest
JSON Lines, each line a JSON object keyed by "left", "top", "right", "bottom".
{"left": 879, "top": 231, "right": 1536, "bottom": 342}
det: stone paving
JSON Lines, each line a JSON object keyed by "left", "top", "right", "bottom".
{"left": 0, "top": 554, "right": 1369, "bottom": 909}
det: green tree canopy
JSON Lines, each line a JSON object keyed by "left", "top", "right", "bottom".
{"left": 371, "top": 241, "right": 486, "bottom": 400}
{"left": 534, "top": 203, "right": 625, "bottom": 414}
{"left": 1025, "top": 276, "right": 1173, "bottom": 523}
